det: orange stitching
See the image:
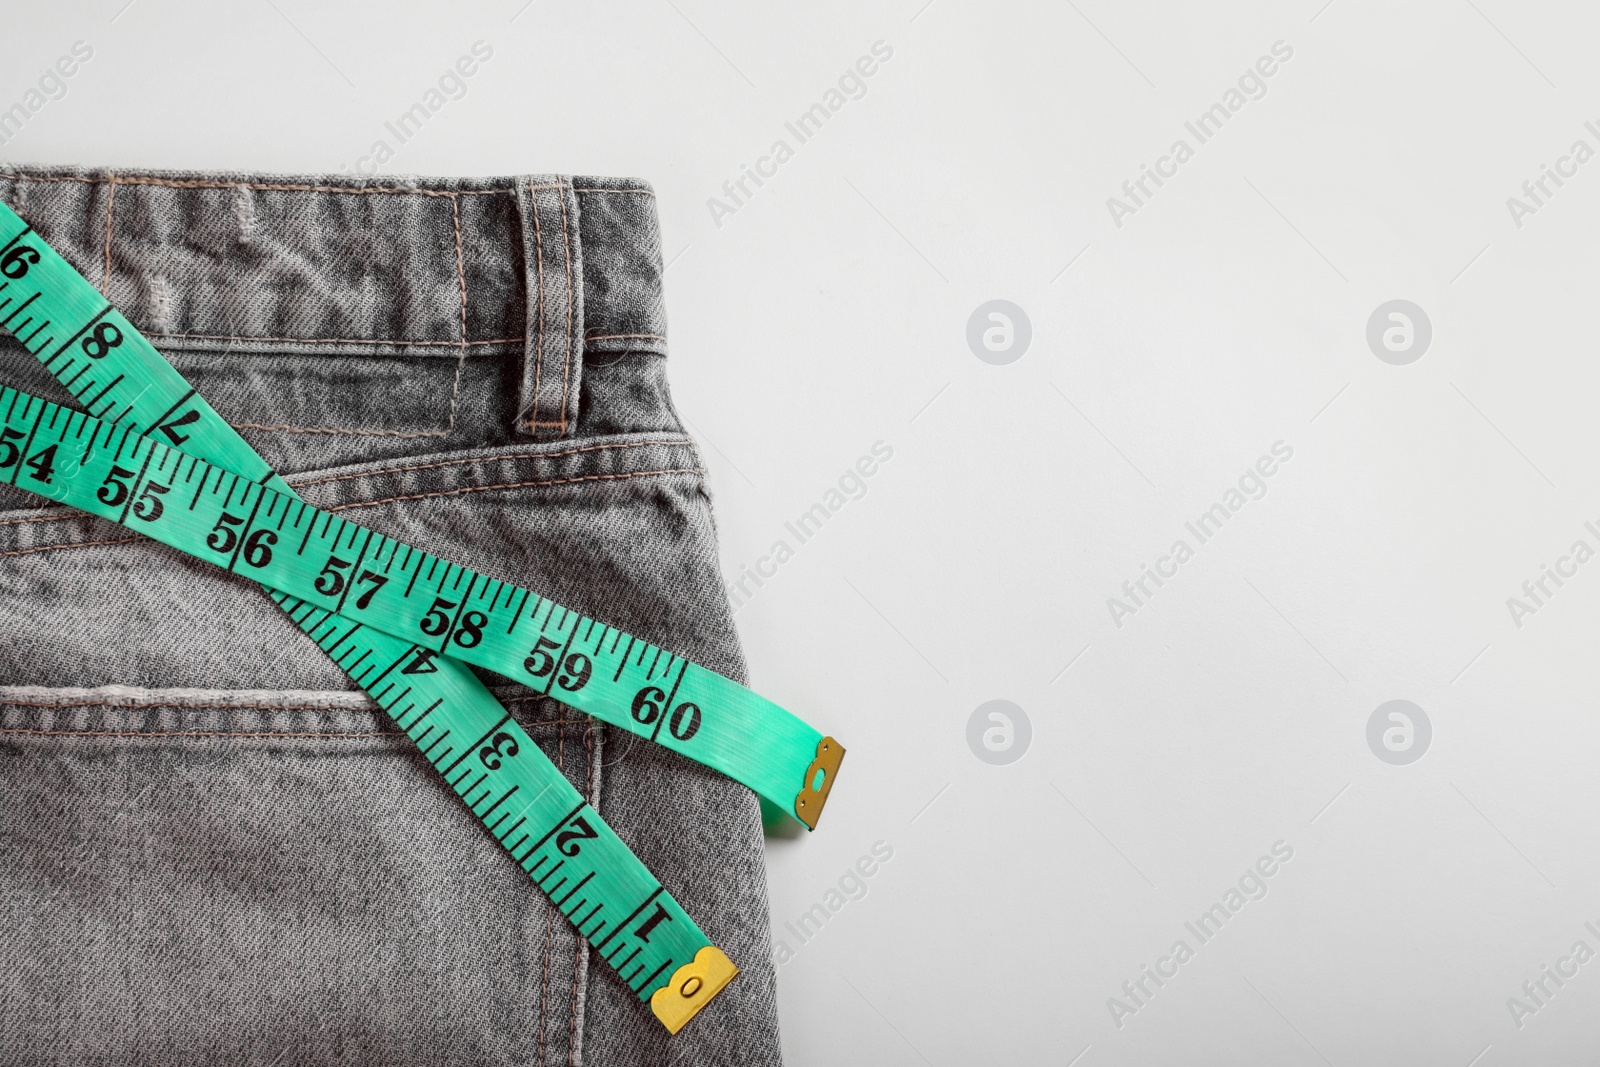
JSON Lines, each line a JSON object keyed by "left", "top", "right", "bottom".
{"left": 444, "top": 192, "right": 470, "bottom": 437}
{"left": 168, "top": 334, "right": 647, "bottom": 348}
{"left": 0, "top": 441, "right": 693, "bottom": 509}
{"left": 288, "top": 438, "right": 691, "bottom": 488}
{"left": 2, "top": 473, "right": 698, "bottom": 544}
{"left": 5, "top": 173, "right": 518, "bottom": 197}
{"left": 100, "top": 174, "right": 117, "bottom": 296}
{"left": 4, "top": 174, "right": 651, "bottom": 198}
{"left": 0, "top": 727, "right": 396, "bottom": 739}
{"left": 0, "top": 535, "right": 139, "bottom": 559}
{"left": 230, "top": 194, "right": 470, "bottom": 439}
{"left": 148, "top": 332, "right": 521, "bottom": 347}
{"left": 529, "top": 179, "right": 546, "bottom": 433}
{"left": 4, "top": 176, "right": 655, "bottom": 373}
{"left": 0, "top": 717, "right": 592, "bottom": 738}
{"left": 326, "top": 467, "right": 702, "bottom": 511}
{"left": 557, "top": 188, "right": 575, "bottom": 434}
{"left": 0, "top": 691, "right": 586, "bottom": 717}
{"left": 0, "top": 513, "right": 80, "bottom": 528}
{"left": 89, "top": 331, "right": 649, "bottom": 350}
{"left": 0, "top": 690, "right": 580, "bottom": 713}
{"left": 0, "top": 698, "right": 373, "bottom": 711}
{"left": 232, "top": 422, "right": 457, "bottom": 438}
{"left": 13, "top": 173, "right": 492, "bottom": 439}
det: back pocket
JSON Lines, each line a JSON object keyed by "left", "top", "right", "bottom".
{"left": 0, "top": 684, "right": 595, "bottom": 1066}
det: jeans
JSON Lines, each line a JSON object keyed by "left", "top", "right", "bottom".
{"left": 0, "top": 166, "right": 782, "bottom": 1066}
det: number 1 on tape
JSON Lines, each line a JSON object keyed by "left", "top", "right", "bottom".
{"left": 0, "top": 197, "right": 849, "bottom": 1033}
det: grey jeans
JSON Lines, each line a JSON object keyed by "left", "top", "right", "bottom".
{"left": 0, "top": 167, "right": 782, "bottom": 1066}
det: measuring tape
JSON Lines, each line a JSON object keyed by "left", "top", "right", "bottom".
{"left": 0, "top": 198, "right": 842, "bottom": 1032}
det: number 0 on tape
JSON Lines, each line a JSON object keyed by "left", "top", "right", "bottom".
{"left": 0, "top": 197, "right": 840, "bottom": 1033}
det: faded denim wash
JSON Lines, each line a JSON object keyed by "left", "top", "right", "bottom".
{"left": 0, "top": 166, "right": 782, "bottom": 1067}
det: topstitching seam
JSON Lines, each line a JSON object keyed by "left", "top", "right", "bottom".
{"left": 99, "top": 174, "right": 116, "bottom": 295}
{"left": 0, "top": 469, "right": 701, "bottom": 552}
{"left": 289, "top": 438, "right": 693, "bottom": 488}
{"left": 225, "top": 194, "right": 473, "bottom": 438}
{"left": 528, "top": 179, "right": 547, "bottom": 433}
{"left": 7, "top": 174, "right": 652, "bottom": 198}
{"left": 556, "top": 188, "right": 575, "bottom": 434}
{"left": 325, "top": 467, "right": 703, "bottom": 511}
{"left": 0, "top": 437, "right": 694, "bottom": 516}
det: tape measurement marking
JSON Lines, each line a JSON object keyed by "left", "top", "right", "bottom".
{"left": 0, "top": 243, "right": 834, "bottom": 818}
{"left": 0, "top": 199, "right": 781, "bottom": 1031}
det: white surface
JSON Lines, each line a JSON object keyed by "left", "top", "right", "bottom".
{"left": 6, "top": 2, "right": 1600, "bottom": 1064}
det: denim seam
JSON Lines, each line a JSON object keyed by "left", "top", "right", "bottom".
{"left": 447, "top": 192, "right": 470, "bottom": 435}
{"left": 201, "top": 192, "right": 474, "bottom": 439}
{"left": 11, "top": 174, "right": 510, "bottom": 197}
{"left": 93, "top": 178, "right": 477, "bottom": 439}
{"left": 0, "top": 728, "right": 398, "bottom": 739}
{"left": 229, "top": 420, "right": 459, "bottom": 438}
{"left": 0, "top": 695, "right": 588, "bottom": 715}
{"left": 0, "top": 513, "right": 78, "bottom": 527}
{"left": 9, "top": 175, "right": 657, "bottom": 443}
{"left": 0, "top": 535, "right": 139, "bottom": 558}
{"left": 147, "top": 333, "right": 522, "bottom": 347}
{"left": 0, "top": 720, "right": 596, "bottom": 738}
{"left": 557, "top": 188, "right": 575, "bottom": 434}
{"left": 529, "top": 179, "right": 547, "bottom": 434}
{"left": 100, "top": 173, "right": 117, "bottom": 295}
{"left": 0, "top": 440, "right": 696, "bottom": 517}
{"left": 522, "top": 181, "right": 584, "bottom": 436}
{"left": 289, "top": 438, "right": 693, "bottom": 487}
{"left": 0, "top": 469, "right": 700, "bottom": 554}
{"left": 324, "top": 467, "right": 704, "bottom": 511}
{"left": 7, "top": 174, "right": 650, "bottom": 198}
{"left": 92, "top": 332, "right": 649, "bottom": 350}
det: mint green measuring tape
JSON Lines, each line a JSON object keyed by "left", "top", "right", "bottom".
{"left": 0, "top": 199, "right": 844, "bottom": 1034}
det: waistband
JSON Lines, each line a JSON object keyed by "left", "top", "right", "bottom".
{"left": 0, "top": 165, "right": 670, "bottom": 441}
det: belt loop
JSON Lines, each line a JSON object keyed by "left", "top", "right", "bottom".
{"left": 515, "top": 175, "right": 584, "bottom": 440}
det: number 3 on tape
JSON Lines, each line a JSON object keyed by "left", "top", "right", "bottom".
{"left": 0, "top": 195, "right": 847, "bottom": 1033}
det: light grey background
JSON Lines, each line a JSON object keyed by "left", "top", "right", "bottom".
{"left": 5, "top": 2, "right": 1599, "bottom": 1064}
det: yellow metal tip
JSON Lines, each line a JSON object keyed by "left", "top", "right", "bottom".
{"left": 651, "top": 946, "right": 739, "bottom": 1035}
{"left": 792, "top": 736, "right": 845, "bottom": 830}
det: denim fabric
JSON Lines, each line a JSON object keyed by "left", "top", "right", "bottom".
{"left": 0, "top": 166, "right": 781, "bottom": 1066}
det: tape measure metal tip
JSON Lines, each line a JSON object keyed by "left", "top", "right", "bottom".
{"left": 0, "top": 197, "right": 842, "bottom": 1035}
{"left": 792, "top": 736, "right": 844, "bottom": 830}
{"left": 649, "top": 946, "right": 739, "bottom": 1034}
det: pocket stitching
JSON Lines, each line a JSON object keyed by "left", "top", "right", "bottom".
{"left": 327, "top": 466, "right": 702, "bottom": 512}
{"left": 290, "top": 437, "right": 691, "bottom": 489}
